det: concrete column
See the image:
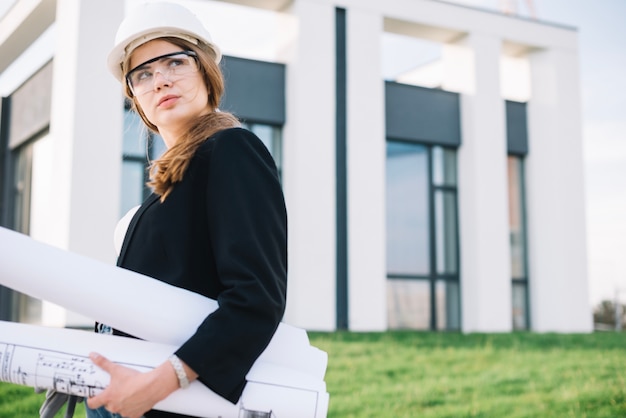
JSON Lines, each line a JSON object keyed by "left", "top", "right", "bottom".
{"left": 526, "top": 47, "right": 592, "bottom": 332}
{"left": 458, "top": 33, "right": 512, "bottom": 332}
{"left": 281, "top": 0, "right": 336, "bottom": 330}
{"left": 49, "top": 0, "right": 124, "bottom": 325}
{"left": 346, "top": 7, "right": 386, "bottom": 331}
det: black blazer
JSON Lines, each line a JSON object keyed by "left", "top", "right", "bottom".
{"left": 115, "top": 128, "right": 287, "bottom": 416}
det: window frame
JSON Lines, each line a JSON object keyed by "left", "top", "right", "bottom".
{"left": 386, "top": 139, "right": 461, "bottom": 331}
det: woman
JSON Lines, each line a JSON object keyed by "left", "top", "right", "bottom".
{"left": 86, "top": 3, "right": 287, "bottom": 418}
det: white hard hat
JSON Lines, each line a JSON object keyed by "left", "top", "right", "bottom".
{"left": 107, "top": 2, "right": 222, "bottom": 81}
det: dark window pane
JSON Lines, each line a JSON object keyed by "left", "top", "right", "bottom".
{"left": 436, "top": 280, "right": 460, "bottom": 331}
{"left": 16, "top": 293, "right": 42, "bottom": 325}
{"left": 512, "top": 282, "right": 528, "bottom": 330}
{"left": 121, "top": 109, "right": 164, "bottom": 215}
{"left": 386, "top": 141, "right": 430, "bottom": 275}
{"left": 123, "top": 110, "right": 147, "bottom": 157}
{"left": 149, "top": 134, "right": 167, "bottom": 160}
{"left": 432, "top": 146, "right": 457, "bottom": 186}
{"left": 13, "top": 143, "right": 32, "bottom": 234}
{"left": 29, "top": 134, "right": 54, "bottom": 239}
{"left": 435, "top": 190, "right": 458, "bottom": 274}
{"left": 250, "top": 123, "right": 273, "bottom": 153}
{"left": 387, "top": 279, "right": 430, "bottom": 330}
{"left": 508, "top": 156, "right": 526, "bottom": 278}
{"left": 243, "top": 123, "right": 282, "bottom": 178}
{"left": 10, "top": 136, "right": 48, "bottom": 324}
{"left": 120, "top": 161, "right": 145, "bottom": 215}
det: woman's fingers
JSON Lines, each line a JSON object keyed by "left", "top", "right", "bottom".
{"left": 89, "top": 352, "right": 114, "bottom": 372}
{"left": 86, "top": 352, "right": 116, "bottom": 410}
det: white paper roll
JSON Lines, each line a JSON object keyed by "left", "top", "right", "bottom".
{"left": 0, "top": 320, "right": 328, "bottom": 417}
{"left": 0, "top": 227, "right": 329, "bottom": 417}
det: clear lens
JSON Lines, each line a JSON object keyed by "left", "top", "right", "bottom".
{"left": 126, "top": 51, "right": 198, "bottom": 96}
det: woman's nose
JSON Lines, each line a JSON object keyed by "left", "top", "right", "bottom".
{"left": 153, "top": 70, "right": 172, "bottom": 90}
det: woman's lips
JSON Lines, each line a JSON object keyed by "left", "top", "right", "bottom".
{"left": 158, "top": 95, "right": 179, "bottom": 107}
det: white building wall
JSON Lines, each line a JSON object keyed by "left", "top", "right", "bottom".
{"left": 346, "top": 7, "right": 387, "bottom": 331}
{"left": 526, "top": 47, "right": 593, "bottom": 332}
{"left": 457, "top": 33, "right": 512, "bottom": 333}
{"left": 49, "top": 0, "right": 124, "bottom": 325}
{"left": 281, "top": 0, "right": 337, "bottom": 331}
{"left": 0, "top": 0, "right": 55, "bottom": 75}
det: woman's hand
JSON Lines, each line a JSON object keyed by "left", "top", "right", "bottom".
{"left": 86, "top": 352, "right": 180, "bottom": 418}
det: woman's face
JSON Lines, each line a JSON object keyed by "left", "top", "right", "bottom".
{"left": 128, "top": 39, "right": 211, "bottom": 146}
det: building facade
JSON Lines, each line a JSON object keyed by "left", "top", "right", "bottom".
{"left": 0, "top": 0, "right": 593, "bottom": 332}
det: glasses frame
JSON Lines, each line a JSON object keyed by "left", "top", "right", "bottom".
{"left": 125, "top": 50, "right": 199, "bottom": 96}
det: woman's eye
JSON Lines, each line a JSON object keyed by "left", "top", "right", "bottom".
{"left": 136, "top": 70, "right": 152, "bottom": 82}
{"left": 168, "top": 59, "right": 185, "bottom": 68}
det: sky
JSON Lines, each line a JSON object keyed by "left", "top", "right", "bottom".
{"left": 0, "top": 0, "right": 625, "bottom": 307}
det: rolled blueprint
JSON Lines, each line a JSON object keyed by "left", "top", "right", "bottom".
{"left": 0, "top": 227, "right": 329, "bottom": 417}
{"left": 0, "top": 320, "right": 327, "bottom": 417}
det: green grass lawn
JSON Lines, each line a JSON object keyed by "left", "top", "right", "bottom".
{"left": 311, "top": 331, "right": 626, "bottom": 418}
{"left": 1, "top": 332, "right": 624, "bottom": 417}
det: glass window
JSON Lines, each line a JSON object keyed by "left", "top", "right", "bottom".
{"left": 121, "top": 161, "right": 146, "bottom": 213}
{"left": 435, "top": 190, "right": 458, "bottom": 275}
{"left": 123, "top": 109, "right": 149, "bottom": 157}
{"left": 508, "top": 157, "right": 526, "bottom": 278}
{"left": 30, "top": 134, "right": 55, "bottom": 241}
{"left": 242, "top": 122, "right": 282, "bottom": 179}
{"left": 12, "top": 142, "right": 32, "bottom": 234}
{"left": 508, "top": 156, "right": 529, "bottom": 330}
{"left": 8, "top": 132, "right": 54, "bottom": 324}
{"left": 150, "top": 134, "right": 167, "bottom": 160}
{"left": 387, "top": 279, "right": 431, "bottom": 330}
{"left": 120, "top": 108, "right": 166, "bottom": 215}
{"left": 432, "top": 146, "right": 457, "bottom": 186}
{"left": 436, "top": 280, "right": 461, "bottom": 331}
{"left": 386, "top": 141, "right": 430, "bottom": 275}
{"left": 386, "top": 140, "right": 460, "bottom": 331}
{"left": 512, "top": 282, "right": 528, "bottom": 330}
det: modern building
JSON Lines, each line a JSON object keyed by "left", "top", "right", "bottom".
{"left": 0, "top": 0, "right": 593, "bottom": 333}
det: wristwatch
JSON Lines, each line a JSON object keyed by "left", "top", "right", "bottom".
{"left": 168, "top": 354, "right": 190, "bottom": 389}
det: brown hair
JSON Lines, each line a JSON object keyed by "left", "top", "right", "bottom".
{"left": 123, "top": 37, "right": 240, "bottom": 201}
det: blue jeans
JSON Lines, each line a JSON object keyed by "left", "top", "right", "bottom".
{"left": 86, "top": 405, "right": 145, "bottom": 418}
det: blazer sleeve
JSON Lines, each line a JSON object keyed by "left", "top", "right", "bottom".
{"left": 174, "top": 128, "right": 287, "bottom": 403}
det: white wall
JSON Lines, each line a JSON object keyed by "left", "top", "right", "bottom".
{"left": 457, "top": 33, "right": 512, "bottom": 333}
{"left": 346, "top": 6, "right": 387, "bottom": 331}
{"left": 49, "top": 0, "right": 124, "bottom": 325}
{"left": 281, "top": 0, "right": 337, "bottom": 331}
{"left": 526, "top": 46, "right": 593, "bottom": 332}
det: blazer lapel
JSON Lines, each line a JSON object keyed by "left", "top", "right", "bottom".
{"left": 116, "top": 193, "right": 160, "bottom": 266}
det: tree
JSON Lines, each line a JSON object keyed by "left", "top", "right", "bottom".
{"left": 593, "top": 300, "right": 626, "bottom": 330}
